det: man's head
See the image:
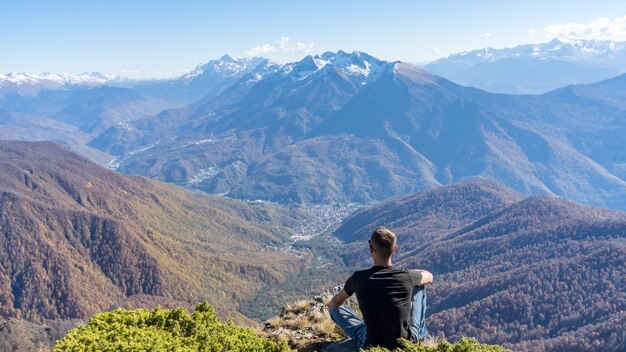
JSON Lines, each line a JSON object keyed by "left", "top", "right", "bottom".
{"left": 369, "top": 227, "right": 397, "bottom": 261}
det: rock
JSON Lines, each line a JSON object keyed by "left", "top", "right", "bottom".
{"left": 320, "top": 339, "right": 358, "bottom": 352}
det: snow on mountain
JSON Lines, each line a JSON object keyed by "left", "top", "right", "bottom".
{"left": 444, "top": 38, "right": 626, "bottom": 66}
{"left": 423, "top": 38, "right": 626, "bottom": 94}
{"left": 0, "top": 55, "right": 270, "bottom": 101}
{"left": 130, "top": 55, "right": 275, "bottom": 104}
{"left": 243, "top": 59, "right": 281, "bottom": 84}
{"left": 181, "top": 55, "right": 267, "bottom": 81}
{"left": 0, "top": 72, "right": 112, "bottom": 86}
{"left": 278, "top": 50, "right": 391, "bottom": 85}
{"left": 1, "top": 52, "right": 392, "bottom": 100}
{"left": 0, "top": 72, "right": 116, "bottom": 96}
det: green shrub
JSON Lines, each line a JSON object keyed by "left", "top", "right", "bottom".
{"left": 365, "top": 337, "right": 511, "bottom": 352}
{"left": 53, "top": 302, "right": 293, "bottom": 351}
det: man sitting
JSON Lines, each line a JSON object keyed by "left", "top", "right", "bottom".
{"left": 328, "top": 227, "right": 433, "bottom": 350}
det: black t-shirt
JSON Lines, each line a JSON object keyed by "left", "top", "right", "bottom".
{"left": 344, "top": 266, "right": 422, "bottom": 348}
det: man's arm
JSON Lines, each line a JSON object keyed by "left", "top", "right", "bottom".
{"left": 412, "top": 269, "right": 433, "bottom": 285}
{"left": 327, "top": 289, "right": 350, "bottom": 309}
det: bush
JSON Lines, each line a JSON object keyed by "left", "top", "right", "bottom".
{"left": 365, "top": 338, "right": 511, "bottom": 352}
{"left": 53, "top": 302, "right": 293, "bottom": 351}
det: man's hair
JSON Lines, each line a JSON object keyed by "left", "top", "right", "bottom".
{"left": 370, "top": 227, "right": 396, "bottom": 259}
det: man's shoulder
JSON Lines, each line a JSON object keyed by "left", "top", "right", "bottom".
{"left": 402, "top": 268, "right": 424, "bottom": 286}
{"left": 349, "top": 266, "right": 417, "bottom": 284}
{"left": 352, "top": 266, "right": 385, "bottom": 277}
{"left": 350, "top": 266, "right": 408, "bottom": 282}
{"left": 347, "top": 269, "right": 366, "bottom": 284}
{"left": 347, "top": 266, "right": 380, "bottom": 284}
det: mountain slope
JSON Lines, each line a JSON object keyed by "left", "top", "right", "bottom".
{"left": 0, "top": 107, "right": 113, "bottom": 164}
{"left": 423, "top": 38, "right": 626, "bottom": 94}
{"left": 0, "top": 86, "right": 177, "bottom": 135}
{"left": 334, "top": 179, "right": 626, "bottom": 351}
{"left": 0, "top": 140, "right": 309, "bottom": 322}
{"left": 335, "top": 178, "right": 523, "bottom": 245}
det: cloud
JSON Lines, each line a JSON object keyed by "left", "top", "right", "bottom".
{"left": 432, "top": 48, "right": 441, "bottom": 54}
{"left": 543, "top": 15, "right": 626, "bottom": 41}
{"left": 478, "top": 32, "right": 492, "bottom": 40}
{"left": 245, "top": 44, "right": 275, "bottom": 56}
{"left": 245, "top": 37, "right": 314, "bottom": 56}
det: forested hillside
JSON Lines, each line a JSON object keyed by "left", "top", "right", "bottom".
{"left": 336, "top": 179, "right": 626, "bottom": 351}
{"left": 0, "top": 140, "right": 310, "bottom": 322}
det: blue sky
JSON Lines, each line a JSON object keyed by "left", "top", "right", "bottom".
{"left": 2, "top": 0, "right": 626, "bottom": 76}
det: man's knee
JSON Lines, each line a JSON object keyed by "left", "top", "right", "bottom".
{"left": 412, "top": 286, "right": 426, "bottom": 301}
{"left": 329, "top": 305, "right": 354, "bottom": 322}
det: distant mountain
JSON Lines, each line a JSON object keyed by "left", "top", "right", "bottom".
{"left": 0, "top": 56, "right": 270, "bottom": 156}
{"left": 91, "top": 51, "right": 626, "bottom": 210}
{"left": 0, "top": 140, "right": 310, "bottom": 322}
{"left": 0, "top": 83, "right": 180, "bottom": 167}
{"left": 0, "top": 55, "right": 268, "bottom": 106}
{"left": 334, "top": 179, "right": 626, "bottom": 351}
{"left": 423, "top": 38, "right": 626, "bottom": 94}
{"left": 132, "top": 55, "right": 273, "bottom": 104}
{"left": 0, "top": 86, "right": 177, "bottom": 135}
{"left": 0, "top": 72, "right": 113, "bottom": 97}
{"left": 0, "top": 108, "right": 113, "bottom": 164}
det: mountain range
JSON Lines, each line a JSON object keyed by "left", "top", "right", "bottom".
{"left": 5, "top": 38, "right": 625, "bottom": 99}
{"left": 0, "top": 55, "right": 270, "bottom": 106}
{"left": 335, "top": 178, "right": 626, "bottom": 351}
{"left": 423, "top": 38, "right": 626, "bottom": 94}
{"left": 1, "top": 48, "right": 625, "bottom": 211}
{"left": 78, "top": 50, "right": 626, "bottom": 210}
{"left": 0, "top": 72, "right": 113, "bottom": 97}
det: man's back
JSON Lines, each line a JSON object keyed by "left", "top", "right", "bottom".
{"left": 344, "top": 265, "right": 422, "bottom": 348}
{"left": 328, "top": 227, "right": 432, "bottom": 350}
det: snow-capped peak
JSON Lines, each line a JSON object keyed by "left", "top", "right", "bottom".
{"left": 277, "top": 50, "right": 388, "bottom": 85}
{"left": 183, "top": 55, "right": 266, "bottom": 80}
{"left": 0, "top": 71, "right": 112, "bottom": 86}
{"left": 0, "top": 71, "right": 120, "bottom": 96}
{"left": 280, "top": 55, "right": 326, "bottom": 78}
{"left": 219, "top": 54, "right": 236, "bottom": 62}
{"left": 433, "top": 38, "right": 626, "bottom": 66}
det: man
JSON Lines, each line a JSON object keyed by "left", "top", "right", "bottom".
{"left": 328, "top": 227, "right": 433, "bottom": 350}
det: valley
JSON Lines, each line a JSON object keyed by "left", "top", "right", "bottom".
{"left": 290, "top": 203, "right": 361, "bottom": 241}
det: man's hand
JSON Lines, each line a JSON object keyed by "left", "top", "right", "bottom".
{"left": 413, "top": 269, "right": 433, "bottom": 285}
{"left": 327, "top": 289, "right": 350, "bottom": 309}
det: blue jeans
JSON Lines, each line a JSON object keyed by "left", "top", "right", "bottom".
{"left": 329, "top": 286, "right": 427, "bottom": 349}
